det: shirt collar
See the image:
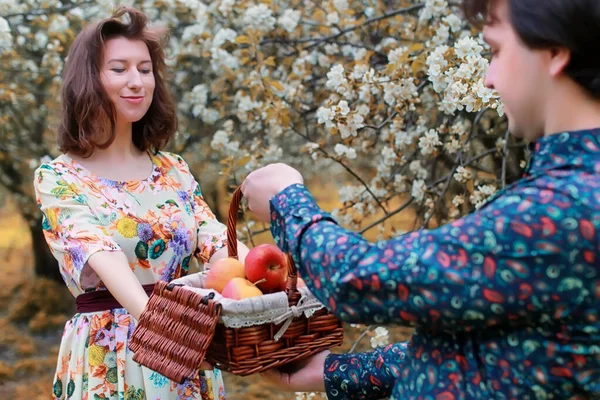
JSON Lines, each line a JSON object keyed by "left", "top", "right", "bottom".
{"left": 526, "top": 128, "right": 600, "bottom": 175}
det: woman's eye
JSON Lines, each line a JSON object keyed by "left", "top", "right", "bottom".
{"left": 140, "top": 69, "right": 152, "bottom": 74}
{"left": 111, "top": 68, "right": 125, "bottom": 73}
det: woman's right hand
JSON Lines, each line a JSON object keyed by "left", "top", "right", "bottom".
{"left": 260, "top": 350, "right": 329, "bottom": 393}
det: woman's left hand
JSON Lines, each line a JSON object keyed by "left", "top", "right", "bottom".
{"left": 241, "top": 163, "right": 304, "bottom": 222}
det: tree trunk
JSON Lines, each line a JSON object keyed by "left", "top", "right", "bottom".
{"left": 29, "top": 216, "right": 62, "bottom": 282}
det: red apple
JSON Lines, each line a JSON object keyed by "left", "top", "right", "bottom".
{"left": 244, "top": 244, "right": 288, "bottom": 293}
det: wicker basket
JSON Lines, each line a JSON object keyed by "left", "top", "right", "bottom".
{"left": 129, "top": 187, "right": 344, "bottom": 383}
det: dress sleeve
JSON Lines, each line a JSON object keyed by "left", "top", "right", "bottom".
{"left": 172, "top": 154, "right": 228, "bottom": 264}
{"left": 190, "top": 178, "right": 228, "bottom": 263}
{"left": 33, "top": 164, "right": 121, "bottom": 293}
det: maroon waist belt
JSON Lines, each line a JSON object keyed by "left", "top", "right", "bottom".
{"left": 76, "top": 284, "right": 156, "bottom": 313}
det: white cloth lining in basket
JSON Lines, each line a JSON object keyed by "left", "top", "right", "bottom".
{"left": 169, "top": 272, "right": 325, "bottom": 335}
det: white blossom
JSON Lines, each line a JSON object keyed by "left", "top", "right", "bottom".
{"left": 218, "top": 0, "right": 235, "bottom": 16}
{"left": 316, "top": 106, "right": 336, "bottom": 128}
{"left": 211, "top": 130, "right": 229, "bottom": 149}
{"left": 443, "top": 14, "right": 463, "bottom": 32}
{"left": 0, "top": 16, "right": 11, "bottom": 50}
{"left": 410, "top": 160, "right": 429, "bottom": 179}
{"left": 394, "top": 174, "right": 407, "bottom": 191}
{"left": 278, "top": 9, "right": 301, "bottom": 32}
{"left": 420, "top": 0, "right": 449, "bottom": 22}
{"left": 333, "top": 0, "right": 349, "bottom": 12}
{"left": 453, "top": 166, "right": 473, "bottom": 183}
{"left": 327, "top": 12, "right": 340, "bottom": 25}
{"left": 182, "top": 23, "right": 207, "bottom": 41}
{"left": 295, "top": 392, "right": 317, "bottom": 400}
{"left": 418, "top": 129, "right": 442, "bottom": 155}
{"left": 381, "top": 146, "right": 397, "bottom": 167}
{"left": 452, "top": 194, "right": 465, "bottom": 207}
{"left": 470, "top": 185, "right": 497, "bottom": 208}
{"left": 350, "top": 64, "right": 369, "bottom": 80}
{"left": 411, "top": 179, "right": 427, "bottom": 202}
{"left": 334, "top": 143, "right": 357, "bottom": 159}
{"left": 338, "top": 113, "right": 364, "bottom": 138}
{"left": 431, "top": 24, "right": 450, "bottom": 46}
{"left": 388, "top": 46, "right": 408, "bottom": 65}
{"left": 212, "top": 28, "right": 237, "bottom": 49}
{"left": 211, "top": 48, "right": 239, "bottom": 71}
{"left": 520, "top": 160, "right": 527, "bottom": 169}
{"left": 336, "top": 100, "right": 350, "bottom": 116}
{"left": 326, "top": 64, "right": 348, "bottom": 93}
{"left": 370, "top": 327, "right": 389, "bottom": 348}
{"left": 243, "top": 4, "right": 276, "bottom": 32}
{"left": 455, "top": 36, "right": 484, "bottom": 59}
{"left": 445, "top": 138, "right": 462, "bottom": 154}
{"left": 475, "top": 77, "right": 496, "bottom": 103}
{"left": 48, "top": 15, "right": 69, "bottom": 33}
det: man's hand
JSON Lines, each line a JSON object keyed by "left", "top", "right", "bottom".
{"left": 260, "top": 350, "right": 329, "bottom": 393}
{"left": 241, "top": 163, "right": 304, "bottom": 222}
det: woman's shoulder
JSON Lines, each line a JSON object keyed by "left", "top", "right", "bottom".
{"left": 152, "top": 151, "right": 195, "bottom": 178}
{"left": 33, "top": 154, "right": 89, "bottom": 198}
{"left": 152, "top": 151, "right": 186, "bottom": 166}
{"left": 34, "top": 154, "right": 77, "bottom": 180}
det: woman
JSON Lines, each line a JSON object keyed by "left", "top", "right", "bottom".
{"left": 33, "top": 7, "right": 248, "bottom": 399}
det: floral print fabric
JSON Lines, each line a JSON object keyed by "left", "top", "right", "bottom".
{"left": 270, "top": 129, "right": 600, "bottom": 399}
{"left": 34, "top": 151, "right": 227, "bottom": 400}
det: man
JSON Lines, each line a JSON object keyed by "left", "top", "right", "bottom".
{"left": 242, "top": 0, "right": 600, "bottom": 398}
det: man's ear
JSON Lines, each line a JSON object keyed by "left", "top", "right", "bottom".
{"left": 549, "top": 47, "right": 571, "bottom": 77}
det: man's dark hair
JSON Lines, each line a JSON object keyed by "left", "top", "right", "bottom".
{"left": 463, "top": 0, "right": 600, "bottom": 98}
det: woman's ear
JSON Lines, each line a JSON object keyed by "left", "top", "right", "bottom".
{"left": 548, "top": 47, "right": 571, "bottom": 77}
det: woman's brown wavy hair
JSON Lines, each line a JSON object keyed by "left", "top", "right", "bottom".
{"left": 58, "top": 7, "right": 177, "bottom": 157}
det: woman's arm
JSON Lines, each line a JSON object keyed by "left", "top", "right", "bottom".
{"left": 87, "top": 251, "right": 149, "bottom": 320}
{"left": 34, "top": 164, "right": 152, "bottom": 320}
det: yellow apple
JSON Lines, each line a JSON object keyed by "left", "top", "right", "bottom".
{"left": 205, "top": 258, "right": 245, "bottom": 293}
{"left": 221, "top": 278, "right": 263, "bottom": 300}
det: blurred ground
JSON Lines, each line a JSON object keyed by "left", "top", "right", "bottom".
{"left": 0, "top": 181, "right": 414, "bottom": 399}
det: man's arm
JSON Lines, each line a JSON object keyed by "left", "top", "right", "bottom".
{"left": 270, "top": 183, "right": 593, "bottom": 331}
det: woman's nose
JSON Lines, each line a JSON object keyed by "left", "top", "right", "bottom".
{"left": 127, "top": 70, "right": 143, "bottom": 89}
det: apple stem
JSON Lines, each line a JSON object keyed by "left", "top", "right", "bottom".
{"left": 251, "top": 278, "right": 267, "bottom": 287}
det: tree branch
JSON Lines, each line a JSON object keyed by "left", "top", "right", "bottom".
{"left": 349, "top": 325, "right": 374, "bottom": 353}
{"left": 260, "top": 4, "right": 425, "bottom": 50}
{"left": 359, "top": 197, "right": 414, "bottom": 234}
{"left": 2, "top": 1, "right": 95, "bottom": 19}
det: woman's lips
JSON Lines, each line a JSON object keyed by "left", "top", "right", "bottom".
{"left": 121, "top": 96, "right": 144, "bottom": 104}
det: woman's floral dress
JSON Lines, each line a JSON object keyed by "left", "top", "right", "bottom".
{"left": 33, "top": 151, "right": 228, "bottom": 400}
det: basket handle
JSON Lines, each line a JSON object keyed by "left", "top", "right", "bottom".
{"left": 226, "top": 187, "right": 299, "bottom": 296}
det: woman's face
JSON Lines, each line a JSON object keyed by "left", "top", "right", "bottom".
{"left": 100, "top": 37, "right": 155, "bottom": 124}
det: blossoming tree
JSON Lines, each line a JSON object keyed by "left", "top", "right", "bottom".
{"left": 2, "top": 0, "right": 525, "bottom": 396}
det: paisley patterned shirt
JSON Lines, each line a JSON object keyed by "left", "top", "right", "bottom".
{"left": 270, "top": 129, "right": 600, "bottom": 399}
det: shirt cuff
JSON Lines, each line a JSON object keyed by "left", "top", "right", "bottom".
{"left": 323, "top": 343, "right": 408, "bottom": 400}
{"left": 269, "top": 184, "right": 337, "bottom": 261}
